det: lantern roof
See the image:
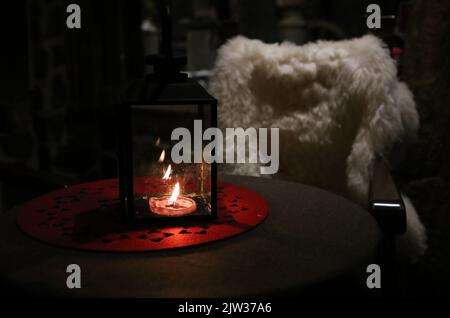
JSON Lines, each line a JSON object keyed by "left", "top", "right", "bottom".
{"left": 125, "top": 78, "right": 216, "bottom": 104}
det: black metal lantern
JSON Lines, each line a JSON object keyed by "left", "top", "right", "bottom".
{"left": 118, "top": 6, "right": 217, "bottom": 223}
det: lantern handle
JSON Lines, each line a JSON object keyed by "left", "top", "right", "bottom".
{"left": 161, "top": 5, "right": 172, "bottom": 58}
{"left": 145, "top": 3, "right": 187, "bottom": 82}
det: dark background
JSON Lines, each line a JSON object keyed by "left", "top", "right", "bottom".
{"left": 0, "top": 0, "right": 449, "bottom": 297}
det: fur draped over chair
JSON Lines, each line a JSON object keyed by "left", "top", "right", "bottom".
{"left": 209, "top": 34, "right": 427, "bottom": 261}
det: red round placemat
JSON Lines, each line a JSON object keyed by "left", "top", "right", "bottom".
{"left": 17, "top": 179, "right": 268, "bottom": 252}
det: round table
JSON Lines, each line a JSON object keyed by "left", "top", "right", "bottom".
{"left": 0, "top": 175, "right": 381, "bottom": 297}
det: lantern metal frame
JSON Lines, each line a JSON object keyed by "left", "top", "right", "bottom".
{"left": 118, "top": 5, "right": 217, "bottom": 224}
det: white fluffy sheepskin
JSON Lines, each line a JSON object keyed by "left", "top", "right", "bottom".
{"left": 209, "top": 34, "right": 427, "bottom": 261}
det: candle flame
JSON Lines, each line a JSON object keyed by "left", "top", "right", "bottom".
{"left": 155, "top": 137, "right": 161, "bottom": 146}
{"left": 162, "top": 164, "right": 172, "bottom": 180}
{"left": 158, "top": 149, "right": 165, "bottom": 162}
{"left": 168, "top": 182, "right": 180, "bottom": 205}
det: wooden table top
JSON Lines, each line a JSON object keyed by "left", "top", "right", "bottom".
{"left": 0, "top": 175, "right": 381, "bottom": 297}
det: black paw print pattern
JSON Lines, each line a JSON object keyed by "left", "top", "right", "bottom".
{"left": 36, "top": 182, "right": 120, "bottom": 239}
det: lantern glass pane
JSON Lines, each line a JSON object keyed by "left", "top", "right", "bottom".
{"left": 130, "top": 104, "right": 212, "bottom": 219}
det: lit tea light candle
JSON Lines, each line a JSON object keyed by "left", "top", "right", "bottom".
{"left": 149, "top": 182, "right": 197, "bottom": 216}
